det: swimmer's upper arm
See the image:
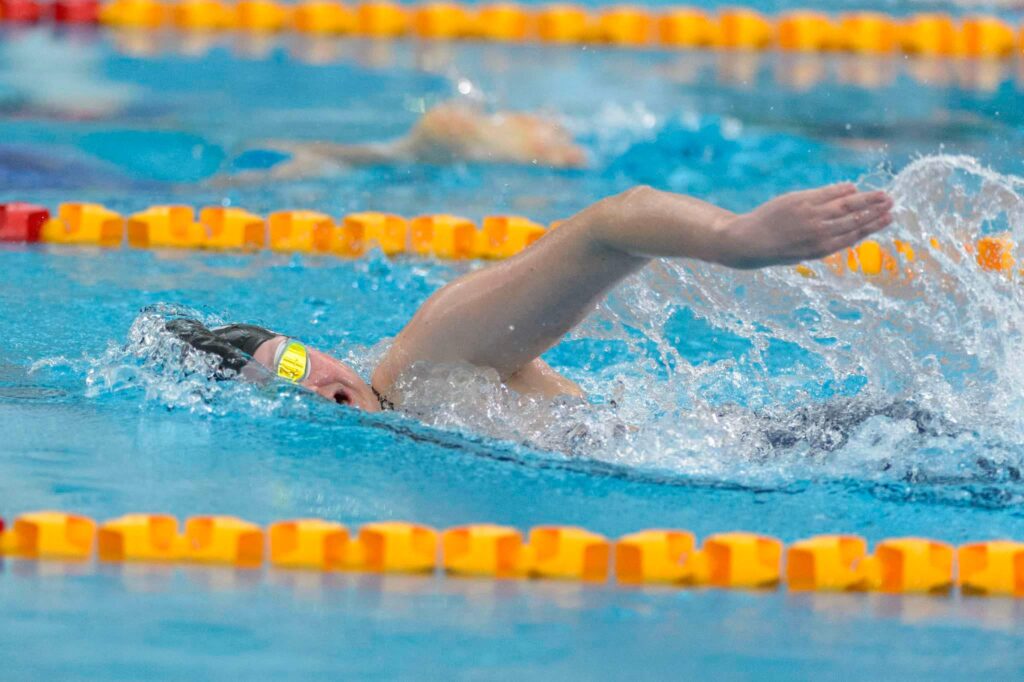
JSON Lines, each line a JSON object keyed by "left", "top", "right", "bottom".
{"left": 506, "top": 358, "right": 585, "bottom": 398}
{"left": 372, "top": 192, "right": 648, "bottom": 389}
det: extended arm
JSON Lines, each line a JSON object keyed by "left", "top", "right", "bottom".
{"left": 372, "top": 183, "right": 892, "bottom": 393}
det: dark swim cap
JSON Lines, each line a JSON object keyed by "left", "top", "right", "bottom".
{"left": 164, "top": 318, "right": 276, "bottom": 378}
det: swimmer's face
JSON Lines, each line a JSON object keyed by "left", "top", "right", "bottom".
{"left": 500, "top": 113, "right": 588, "bottom": 169}
{"left": 521, "top": 117, "right": 588, "bottom": 169}
{"left": 254, "top": 337, "right": 380, "bottom": 412}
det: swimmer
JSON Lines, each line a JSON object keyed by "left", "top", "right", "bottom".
{"left": 220, "top": 102, "right": 587, "bottom": 184}
{"left": 167, "top": 182, "right": 893, "bottom": 413}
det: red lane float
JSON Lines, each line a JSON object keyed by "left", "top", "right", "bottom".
{"left": 0, "top": 203, "right": 50, "bottom": 243}
{"left": 53, "top": 0, "right": 101, "bottom": 22}
{"left": 0, "top": 0, "right": 44, "bottom": 22}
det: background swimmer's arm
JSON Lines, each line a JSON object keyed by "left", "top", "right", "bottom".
{"left": 293, "top": 140, "right": 412, "bottom": 165}
{"left": 373, "top": 184, "right": 892, "bottom": 390}
{"left": 212, "top": 140, "right": 409, "bottom": 186}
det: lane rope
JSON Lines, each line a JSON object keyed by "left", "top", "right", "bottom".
{"left": 2, "top": 0, "right": 1021, "bottom": 61}
{"left": 0, "top": 511, "right": 1019, "bottom": 595}
{"left": 1, "top": 201, "right": 1020, "bottom": 280}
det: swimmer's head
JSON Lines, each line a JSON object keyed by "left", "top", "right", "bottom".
{"left": 251, "top": 335, "right": 381, "bottom": 412}
{"left": 165, "top": 318, "right": 381, "bottom": 412}
{"left": 506, "top": 113, "right": 588, "bottom": 169}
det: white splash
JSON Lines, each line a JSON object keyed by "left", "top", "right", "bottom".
{"left": 48, "top": 155, "right": 1024, "bottom": 502}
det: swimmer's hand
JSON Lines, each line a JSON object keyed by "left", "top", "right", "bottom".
{"left": 712, "top": 184, "right": 893, "bottom": 269}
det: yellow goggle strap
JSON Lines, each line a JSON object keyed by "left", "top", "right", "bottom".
{"left": 274, "top": 339, "right": 310, "bottom": 383}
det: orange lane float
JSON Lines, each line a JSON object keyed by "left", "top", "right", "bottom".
{"left": 717, "top": 8, "right": 773, "bottom": 50}
{"left": 269, "top": 519, "right": 351, "bottom": 569}
{"left": 975, "top": 236, "right": 1015, "bottom": 272}
{"left": 845, "top": 239, "right": 900, "bottom": 276}
{"left": 356, "top": 521, "right": 438, "bottom": 573}
{"left": 615, "top": 529, "right": 698, "bottom": 585}
{"left": 961, "top": 16, "right": 1015, "bottom": 59}
{"left": 98, "top": 514, "right": 183, "bottom": 562}
{"left": 7, "top": 511, "right": 97, "bottom": 560}
{"left": 127, "top": 205, "right": 206, "bottom": 249}
{"left": 657, "top": 8, "right": 715, "bottom": 48}
{"left": 958, "top": 541, "right": 1024, "bottom": 596}
{"left": 479, "top": 215, "right": 545, "bottom": 258}
{"left": 597, "top": 5, "right": 653, "bottom": 46}
{"left": 838, "top": 12, "right": 898, "bottom": 54}
{"left": 413, "top": 2, "right": 470, "bottom": 39}
{"left": 702, "top": 532, "right": 782, "bottom": 588}
{"left": 528, "top": 526, "right": 610, "bottom": 582}
{"left": 183, "top": 515, "right": 265, "bottom": 567}
{"left": 868, "top": 537, "right": 955, "bottom": 593}
{"left": 535, "top": 4, "right": 589, "bottom": 43}
{"left": 267, "top": 209, "right": 336, "bottom": 253}
{"left": 173, "top": 0, "right": 233, "bottom": 29}
{"left": 442, "top": 524, "right": 527, "bottom": 577}
{"left": 198, "top": 206, "right": 267, "bottom": 250}
{"left": 819, "top": 238, "right": 906, "bottom": 278}
{"left": 786, "top": 535, "right": 869, "bottom": 591}
{"left": 338, "top": 211, "right": 408, "bottom": 256}
{"left": 99, "top": 0, "right": 166, "bottom": 27}
{"left": 234, "top": 0, "right": 290, "bottom": 31}
{"left": 776, "top": 11, "right": 835, "bottom": 52}
{"left": 354, "top": 0, "right": 408, "bottom": 37}
{"left": 292, "top": 0, "right": 354, "bottom": 34}
{"left": 900, "top": 13, "right": 958, "bottom": 56}
{"left": 474, "top": 3, "right": 530, "bottom": 41}
{"left": 409, "top": 214, "right": 478, "bottom": 259}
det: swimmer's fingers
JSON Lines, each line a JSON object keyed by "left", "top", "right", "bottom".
{"left": 821, "top": 199, "right": 892, "bottom": 236}
{"left": 807, "top": 182, "right": 858, "bottom": 205}
{"left": 817, "top": 211, "right": 894, "bottom": 257}
{"left": 818, "top": 190, "right": 892, "bottom": 220}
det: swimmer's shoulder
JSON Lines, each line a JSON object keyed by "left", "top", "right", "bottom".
{"left": 506, "top": 358, "right": 585, "bottom": 399}
{"left": 372, "top": 352, "right": 582, "bottom": 404}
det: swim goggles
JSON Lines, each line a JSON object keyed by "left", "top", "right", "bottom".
{"left": 273, "top": 339, "right": 310, "bottom": 383}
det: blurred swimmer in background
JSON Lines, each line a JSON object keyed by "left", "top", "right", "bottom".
{"left": 221, "top": 101, "right": 588, "bottom": 183}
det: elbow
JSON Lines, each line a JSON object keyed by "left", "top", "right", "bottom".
{"left": 613, "top": 184, "right": 656, "bottom": 207}
{"left": 584, "top": 185, "right": 657, "bottom": 255}
{"left": 603, "top": 185, "right": 658, "bottom": 228}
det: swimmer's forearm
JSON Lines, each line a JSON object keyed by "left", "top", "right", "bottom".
{"left": 584, "top": 183, "right": 893, "bottom": 270}
{"left": 583, "top": 186, "right": 735, "bottom": 265}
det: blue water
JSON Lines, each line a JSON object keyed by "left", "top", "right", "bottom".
{"left": 4, "top": 24, "right": 1024, "bottom": 680}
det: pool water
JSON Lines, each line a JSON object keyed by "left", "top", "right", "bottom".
{"left": 4, "top": 21, "right": 1024, "bottom": 680}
